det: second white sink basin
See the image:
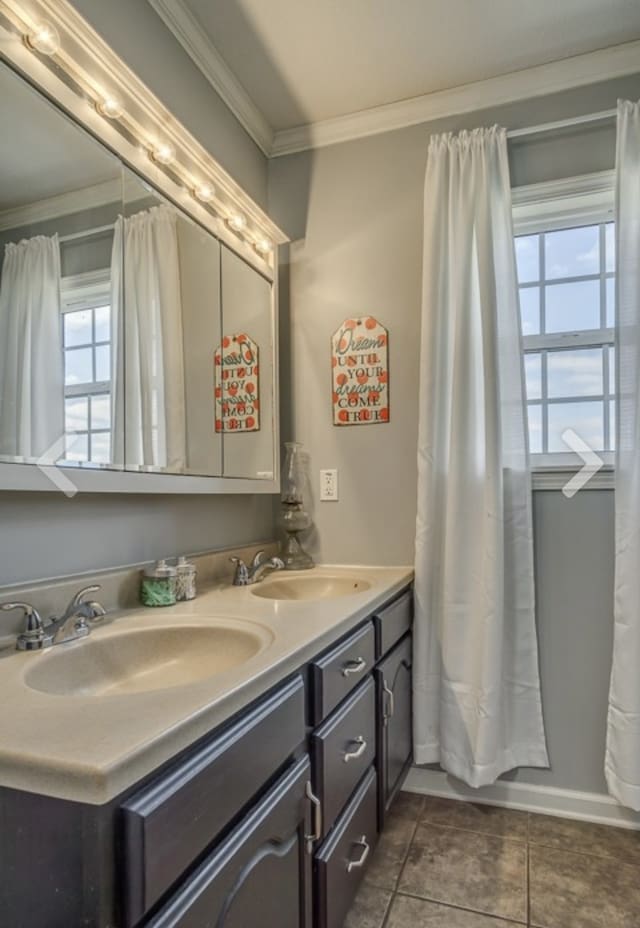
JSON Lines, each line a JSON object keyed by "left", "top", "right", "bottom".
{"left": 24, "top": 619, "right": 273, "bottom": 698}
{"left": 251, "top": 575, "right": 371, "bottom": 601}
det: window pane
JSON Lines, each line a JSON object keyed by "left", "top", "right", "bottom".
{"left": 64, "top": 432, "right": 89, "bottom": 462}
{"left": 605, "top": 223, "right": 615, "bottom": 274}
{"left": 519, "top": 287, "right": 540, "bottom": 335}
{"left": 545, "top": 225, "right": 599, "bottom": 279}
{"left": 94, "top": 305, "right": 111, "bottom": 343}
{"left": 515, "top": 235, "right": 539, "bottom": 283}
{"left": 524, "top": 353, "right": 542, "bottom": 400}
{"left": 65, "top": 347, "right": 93, "bottom": 386}
{"left": 609, "top": 346, "right": 616, "bottom": 396}
{"left": 65, "top": 396, "right": 88, "bottom": 431}
{"left": 548, "top": 348, "right": 603, "bottom": 398}
{"left": 610, "top": 399, "right": 616, "bottom": 451}
{"left": 95, "top": 344, "right": 111, "bottom": 383}
{"left": 90, "top": 432, "right": 111, "bottom": 464}
{"left": 548, "top": 401, "right": 604, "bottom": 452}
{"left": 545, "top": 279, "right": 600, "bottom": 333}
{"left": 606, "top": 277, "right": 615, "bottom": 328}
{"left": 91, "top": 394, "right": 111, "bottom": 430}
{"left": 527, "top": 404, "right": 543, "bottom": 454}
{"left": 64, "top": 309, "right": 92, "bottom": 348}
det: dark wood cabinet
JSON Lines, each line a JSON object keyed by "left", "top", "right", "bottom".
{"left": 0, "top": 585, "right": 413, "bottom": 928}
{"left": 376, "top": 634, "right": 413, "bottom": 823}
{"left": 122, "top": 675, "right": 306, "bottom": 926}
{"left": 146, "top": 755, "right": 313, "bottom": 928}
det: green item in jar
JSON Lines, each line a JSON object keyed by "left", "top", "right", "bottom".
{"left": 141, "top": 577, "right": 176, "bottom": 607}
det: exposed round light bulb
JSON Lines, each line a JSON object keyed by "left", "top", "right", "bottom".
{"left": 26, "top": 22, "right": 60, "bottom": 56}
{"left": 194, "top": 182, "right": 215, "bottom": 203}
{"left": 255, "top": 238, "right": 272, "bottom": 256}
{"left": 96, "top": 96, "right": 124, "bottom": 119}
{"left": 150, "top": 142, "right": 176, "bottom": 165}
{"left": 228, "top": 212, "right": 247, "bottom": 232}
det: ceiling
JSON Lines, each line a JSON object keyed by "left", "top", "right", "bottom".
{"left": 176, "top": 0, "right": 640, "bottom": 136}
{"left": 0, "top": 64, "right": 120, "bottom": 214}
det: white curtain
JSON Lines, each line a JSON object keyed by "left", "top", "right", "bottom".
{"left": 413, "top": 127, "right": 549, "bottom": 787}
{"left": 111, "top": 205, "right": 186, "bottom": 471}
{"left": 606, "top": 99, "right": 640, "bottom": 811}
{"left": 0, "top": 235, "right": 63, "bottom": 459}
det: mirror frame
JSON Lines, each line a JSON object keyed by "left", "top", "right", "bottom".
{"left": 0, "top": 0, "right": 286, "bottom": 495}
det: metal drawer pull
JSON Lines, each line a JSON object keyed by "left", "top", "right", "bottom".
{"left": 342, "top": 657, "right": 366, "bottom": 677}
{"left": 347, "top": 835, "right": 370, "bottom": 873}
{"left": 343, "top": 736, "right": 367, "bottom": 763}
{"left": 304, "top": 781, "right": 322, "bottom": 853}
{"left": 383, "top": 681, "right": 395, "bottom": 725}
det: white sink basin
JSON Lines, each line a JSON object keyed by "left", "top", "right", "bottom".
{"left": 24, "top": 620, "right": 273, "bottom": 697}
{"left": 251, "top": 575, "right": 372, "bottom": 601}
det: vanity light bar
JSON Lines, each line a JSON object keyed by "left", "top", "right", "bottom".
{"left": 3, "top": 6, "right": 277, "bottom": 262}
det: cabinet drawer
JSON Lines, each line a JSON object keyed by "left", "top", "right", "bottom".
{"left": 146, "top": 755, "right": 312, "bottom": 928}
{"left": 311, "top": 676, "right": 376, "bottom": 838}
{"left": 374, "top": 588, "right": 413, "bottom": 658}
{"left": 121, "top": 675, "right": 306, "bottom": 927}
{"left": 310, "top": 622, "right": 375, "bottom": 724}
{"left": 316, "top": 768, "right": 378, "bottom": 928}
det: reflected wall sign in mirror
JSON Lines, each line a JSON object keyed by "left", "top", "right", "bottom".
{"left": 0, "top": 58, "right": 278, "bottom": 490}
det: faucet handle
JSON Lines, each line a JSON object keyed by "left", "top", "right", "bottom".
{"left": 1, "top": 602, "right": 53, "bottom": 651}
{"left": 230, "top": 557, "right": 250, "bottom": 586}
{"left": 70, "top": 585, "right": 101, "bottom": 607}
{"left": 251, "top": 550, "right": 266, "bottom": 569}
{"left": 1, "top": 602, "right": 44, "bottom": 633}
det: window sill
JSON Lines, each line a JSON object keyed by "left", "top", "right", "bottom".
{"left": 531, "top": 465, "right": 614, "bottom": 491}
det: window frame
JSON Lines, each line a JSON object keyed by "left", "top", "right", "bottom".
{"left": 511, "top": 171, "right": 616, "bottom": 489}
{"left": 60, "top": 269, "right": 112, "bottom": 466}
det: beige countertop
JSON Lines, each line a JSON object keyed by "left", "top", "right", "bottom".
{"left": 0, "top": 565, "right": 413, "bottom": 805}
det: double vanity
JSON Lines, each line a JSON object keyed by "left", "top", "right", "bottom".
{"left": 0, "top": 565, "right": 414, "bottom": 928}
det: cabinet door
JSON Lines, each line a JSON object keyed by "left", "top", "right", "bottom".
{"left": 147, "top": 756, "right": 312, "bottom": 928}
{"left": 376, "top": 635, "right": 412, "bottom": 823}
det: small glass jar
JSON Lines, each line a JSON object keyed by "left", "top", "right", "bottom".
{"left": 141, "top": 560, "right": 177, "bottom": 607}
{"left": 176, "top": 556, "right": 197, "bottom": 601}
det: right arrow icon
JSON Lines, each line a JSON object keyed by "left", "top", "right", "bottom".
{"left": 561, "top": 428, "right": 604, "bottom": 498}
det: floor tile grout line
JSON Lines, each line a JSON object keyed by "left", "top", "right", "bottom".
{"left": 418, "top": 817, "right": 529, "bottom": 843}
{"left": 393, "top": 890, "right": 528, "bottom": 925}
{"left": 392, "top": 813, "right": 421, "bottom": 893}
{"left": 526, "top": 837, "right": 640, "bottom": 866}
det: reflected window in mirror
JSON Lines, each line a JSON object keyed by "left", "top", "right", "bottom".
{"left": 61, "top": 271, "right": 112, "bottom": 465}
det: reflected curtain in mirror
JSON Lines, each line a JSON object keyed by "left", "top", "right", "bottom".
{"left": 0, "top": 234, "right": 63, "bottom": 459}
{"left": 110, "top": 206, "right": 186, "bottom": 471}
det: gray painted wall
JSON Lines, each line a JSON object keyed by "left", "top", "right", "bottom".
{"left": 0, "top": 2, "right": 275, "bottom": 589}
{"left": 268, "top": 73, "right": 640, "bottom": 794}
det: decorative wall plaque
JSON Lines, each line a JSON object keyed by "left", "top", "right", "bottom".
{"left": 214, "top": 333, "right": 260, "bottom": 432}
{"left": 331, "top": 317, "right": 389, "bottom": 426}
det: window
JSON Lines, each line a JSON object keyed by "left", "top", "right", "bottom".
{"left": 60, "top": 271, "right": 112, "bottom": 465}
{"left": 512, "top": 173, "right": 615, "bottom": 473}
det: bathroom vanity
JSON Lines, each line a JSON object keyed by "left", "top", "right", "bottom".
{"left": 0, "top": 569, "right": 413, "bottom": 928}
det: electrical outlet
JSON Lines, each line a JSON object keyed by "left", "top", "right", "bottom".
{"left": 320, "top": 469, "right": 339, "bottom": 501}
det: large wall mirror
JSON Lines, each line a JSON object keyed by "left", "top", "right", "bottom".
{"left": 0, "top": 59, "right": 278, "bottom": 490}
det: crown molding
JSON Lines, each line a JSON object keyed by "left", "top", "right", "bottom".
{"left": 271, "top": 39, "right": 640, "bottom": 156}
{"left": 0, "top": 178, "right": 121, "bottom": 231}
{"left": 147, "top": 0, "right": 274, "bottom": 156}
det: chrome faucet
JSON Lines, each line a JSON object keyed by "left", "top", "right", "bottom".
{"left": 1, "top": 585, "right": 106, "bottom": 651}
{"left": 230, "top": 550, "right": 285, "bottom": 586}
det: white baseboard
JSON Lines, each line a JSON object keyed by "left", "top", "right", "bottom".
{"left": 403, "top": 767, "right": 640, "bottom": 831}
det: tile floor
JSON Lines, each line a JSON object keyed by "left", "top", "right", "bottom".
{"left": 343, "top": 793, "right": 640, "bottom": 928}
